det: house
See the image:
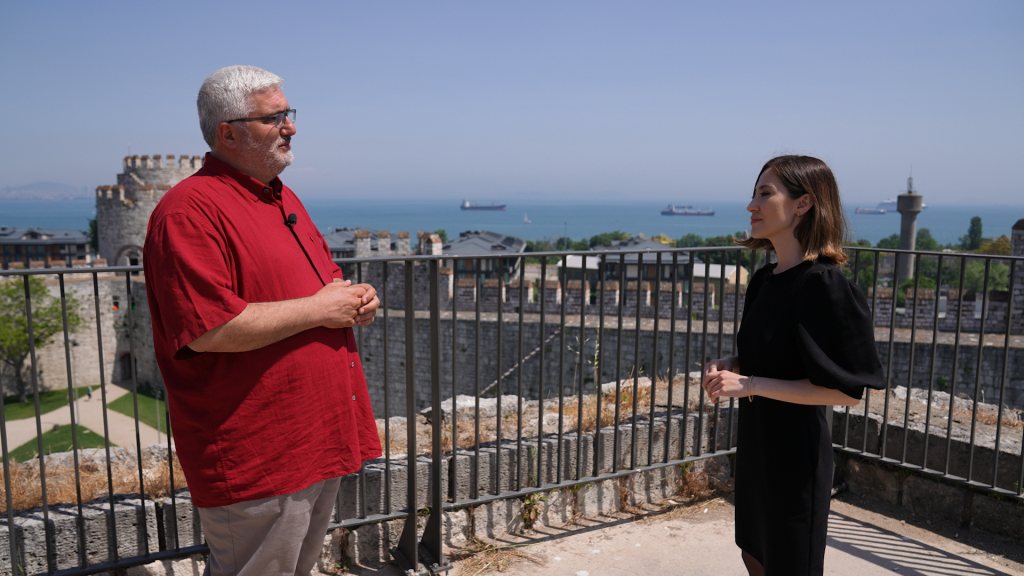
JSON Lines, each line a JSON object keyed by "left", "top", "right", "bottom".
{"left": 440, "top": 230, "right": 527, "bottom": 279}
{"left": 0, "top": 226, "right": 90, "bottom": 268}
{"left": 558, "top": 237, "right": 701, "bottom": 284}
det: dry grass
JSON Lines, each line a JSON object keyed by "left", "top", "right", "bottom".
{"left": 0, "top": 451, "right": 187, "bottom": 513}
{"left": 859, "top": 388, "right": 1024, "bottom": 432}
{"left": 377, "top": 377, "right": 717, "bottom": 457}
{"left": 447, "top": 537, "right": 545, "bottom": 575}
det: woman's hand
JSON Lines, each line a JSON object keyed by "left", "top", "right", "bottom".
{"left": 702, "top": 366, "right": 750, "bottom": 403}
{"left": 704, "top": 355, "right": 738, "bottom": 376}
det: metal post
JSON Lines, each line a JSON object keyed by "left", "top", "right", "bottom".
{"left": 392, "top": 261, "right": 420, "bottom": 573}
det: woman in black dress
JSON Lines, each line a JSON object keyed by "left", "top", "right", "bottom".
{"left": 702, "top": 155, "right": 885, "bottom": 576}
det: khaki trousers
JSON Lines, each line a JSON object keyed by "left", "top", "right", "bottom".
{"left": 199, "top": 477, "right": 341, "bottom": 576}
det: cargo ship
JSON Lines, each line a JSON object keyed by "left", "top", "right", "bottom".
{"left": 461, "top": 200, "right": 506, "bottom": 211}
{"left": 661, "top": 204, "right": 714, "bottom": 216}
{"left": 854, "top": 207, "right": 887, "bottom": 215}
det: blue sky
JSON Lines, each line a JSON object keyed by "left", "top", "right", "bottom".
{"left": 2, "top": 1, "right": 1021, "bottom": 204}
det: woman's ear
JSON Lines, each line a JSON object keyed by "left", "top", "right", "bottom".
{"left": 796, "top": 193, "right": 814, "bottom": 216}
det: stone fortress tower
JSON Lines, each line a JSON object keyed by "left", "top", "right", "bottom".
{"left": 95, "top": 154, "right": 203, "bottom": 266}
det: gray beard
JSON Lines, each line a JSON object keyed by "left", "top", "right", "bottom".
{"left": 238, "top": 129, "right": 293, "bottom": 180}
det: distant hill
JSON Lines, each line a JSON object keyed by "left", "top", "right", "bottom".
{"left": 1, "top": 182, "right": 90, "bottom": 200}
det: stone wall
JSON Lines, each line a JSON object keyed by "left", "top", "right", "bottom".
{"left": 356, "top": 312, "right": 736, "bottom": 417}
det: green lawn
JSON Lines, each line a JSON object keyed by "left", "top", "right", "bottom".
{"left": 8, "top": 424, "right": 112, "bottom": 462}
{"left": 3, "top": 386, "right": 98, "bottom": 421}
{"left": 108, "top": 387, "right": 172, "bottom": 437}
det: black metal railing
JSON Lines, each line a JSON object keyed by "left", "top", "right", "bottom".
{"left": 0, "top": 245, "right": 1021, "bottom": 575}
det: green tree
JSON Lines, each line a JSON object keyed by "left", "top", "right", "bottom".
{"left": 676, "top": 233, "right": 704, "bottom": 248}
{"left": 588, "top": 230, "right": 629, "bottom": 248}
{"left": 87, "top": 218, "right": 99, "bottom": 253}
{"left": 432, "top": 229, "right": 449, "bottom": 243}
{"left": 959, "top": 216, "right": 983, "bottom": 251}
{"left": 0, "top": 277, "right": 84, "bottom": 402}
{"left": 843, "top": 240, "right": 876, "bottom": 295}
{"left": 876, "top": 234, "right": 900, "bottom": 249}
{"left": 915, "top": 228, "right": 938, "bottom": 252}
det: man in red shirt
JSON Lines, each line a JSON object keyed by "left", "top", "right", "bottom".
{"left": 143, "top": 65, "right": 382, "bottom": 576}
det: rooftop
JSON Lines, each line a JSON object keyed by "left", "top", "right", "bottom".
{"left": 442, "top": 230, "right": 526, "bottom": 257}
{"left": 0, "top": 225, "right": 88, "bottom": 244}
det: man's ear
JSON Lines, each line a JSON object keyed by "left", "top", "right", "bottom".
{"left": 216, "top": 122, "right": 240, "bottom": 151}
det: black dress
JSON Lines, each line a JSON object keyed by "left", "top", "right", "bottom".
{"left": 735, "top": 260, "right": 885, "bottom": 576}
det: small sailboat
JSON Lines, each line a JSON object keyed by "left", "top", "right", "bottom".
{"left": 523, "top": 213, "right": 531, "bottom": 224}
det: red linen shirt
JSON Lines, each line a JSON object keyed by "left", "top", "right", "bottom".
{"left": 143, "top": 153, "right": 381, "bottom": 508}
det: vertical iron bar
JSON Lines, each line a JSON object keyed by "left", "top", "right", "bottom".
{"left": 382, "top": 262, "right": 392, "bottom": 514}
{"left": 595, "top": 255, "right": 606, "bottom": 475}
{"left": 648, "top": 252, "right": 661, "bottom": 466}
{"left": 495, "top": 257, "right": 503, "bottom": 495}
{"left": 537, "top": 259, "right": 547, "bottom": 487}
{"left": 451, "top": 258, "right": 458, "bottom": 502}
{"left": 558, "top": 255, "right": 567, "bottom": 483}
{"left": 697, "top": 253, "right": 711, "bottom": 457}
{"left": 0, "top": 353, "right": 19, "bottom": 574}
{"left": 57, "top": 274, "right": 87, "bottom": 566}
{"left": 844, "top": 250, "right": 862, "bottom": 449}
{"left": 394, "top": 260, "right": 419, "bottom": 573}
{"left": 863, "top": 252, "right": 881, "bottom": 454}
{"left": 516, "top": 257, "right": 525, "bottom": 491}
{"left": 630, "top": 253, "right": 642, "bottom": 470}
{"left": 125, "top": 270, "right": 149, "bottom": 557}
{"left": 23, "top": 275, "right": 54, "bottom": 568}
{"left": 728, "top": 249, "right": 742, "bottom": 449}
{"left": 712, "top": 250, "right": 726, "bottom": 453}
{"left": 419, "top": 260, "right": 446, "bottom": 573}
{"left": 900, "top": 253, "right": 923, "bottom": 464}
{"left": 125, "top": 272, "right": 149, "bottom": 555}
{"left": 576, "top": 255, "right": 586, "bottom": 480}
{"left": 880, "top": 253, "right": 900, "bottom": 458}
{"left": 165, "top": 397, "right": 178, "bottom": 550}
{"left": 945, "top": 257, "right": 968, "bottom": 475}
{"left": 474, "top": 259, "right": 482, "bottom": 499}
{"left": 966, "top": 259, "right": 992, "bottom": 483}
{"left": 613, "top": 254, "right": 625, "bottom": 473}
{"left": 682, "top": 252, "right": 696, "bottom": 459}
{"left": 92, "top": 272, "right": 118, "bottom": 558}
{"left": 922, "top": 255, "right": 944, "bottom": 472}
{"left": 992, "top": 259, "right": 1016, "bottom": 489}
{"left": 664, "top": 251, "right": 679, "bottom": 462}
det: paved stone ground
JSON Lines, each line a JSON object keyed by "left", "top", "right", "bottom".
{"left": 4, "top": 383, "right": 165, "bottom": 452}
{"left": 337, "top": 493, "right": 1024, "bottom": 576}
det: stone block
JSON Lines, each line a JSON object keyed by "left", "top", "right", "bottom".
{"left": 159, "top": 489, "right": 203, "bottom": 549}
{"left": 844, "top": 459, "right": 900, "bottom": 505}
{"left": 971, "top": 494, "right": 1024, "bottom": 540}
{"left": 0, "top": 497, "right": 157, "bottom": 575}
{"left": 901, "top": 475, "right": 966, "bottom": 525}
{"left": 576, "top": 478, "right": 620, "bottom": 516}
{"left": 125, "top": 554, "right": 207, "bottom": 576}
{"left": 472, "top": 498, "right": 523, "bottom": 538}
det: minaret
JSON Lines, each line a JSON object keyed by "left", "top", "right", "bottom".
{"left": 896, "top": 173, "right": 924, "bottom": 284}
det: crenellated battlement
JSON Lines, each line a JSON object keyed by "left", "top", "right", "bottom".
{"left": 97, "top": 153, "right": 204, "bottom": 264}
{"left": 122, "top": 154, "right": 204, "bottom": 172}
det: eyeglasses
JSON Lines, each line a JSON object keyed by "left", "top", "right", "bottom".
{"left": 226, "top": 109, "right": 296, "bottom": 128}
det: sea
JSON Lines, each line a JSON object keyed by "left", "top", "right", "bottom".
{"left": 2, "top": 198, "right": 1022, "bottom": 247}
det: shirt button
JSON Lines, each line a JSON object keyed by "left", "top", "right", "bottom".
{"left": 352, "top": 395, "right": 356, "bottom": 401}
{"left": 263, "top": 188, "right": 270, "bottom": 194}
{"left": 350, "top": 361, "right": 355, "bottom": 367}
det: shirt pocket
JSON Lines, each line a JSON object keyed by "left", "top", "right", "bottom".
{"left": 306, "top": 232, "right": 335, "bottom": 284}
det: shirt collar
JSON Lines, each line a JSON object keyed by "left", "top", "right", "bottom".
{"left": 201, "top": 152, "right": 284, "bottom": 204}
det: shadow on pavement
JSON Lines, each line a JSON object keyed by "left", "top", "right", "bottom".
{"left": 828, "top": 511, "right": 1010, "bottom": 576}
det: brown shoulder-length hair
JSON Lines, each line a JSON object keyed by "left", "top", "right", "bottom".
{"left": 736, "top": 155, "right": 850, "bottom": 266}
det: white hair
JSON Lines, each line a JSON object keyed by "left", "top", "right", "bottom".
{"left": 197, "top": 65, "right": 284, "bottom": 148}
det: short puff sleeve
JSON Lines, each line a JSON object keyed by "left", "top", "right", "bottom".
{"left": 795, "top": 267, "right": 885, "bottom": 400}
